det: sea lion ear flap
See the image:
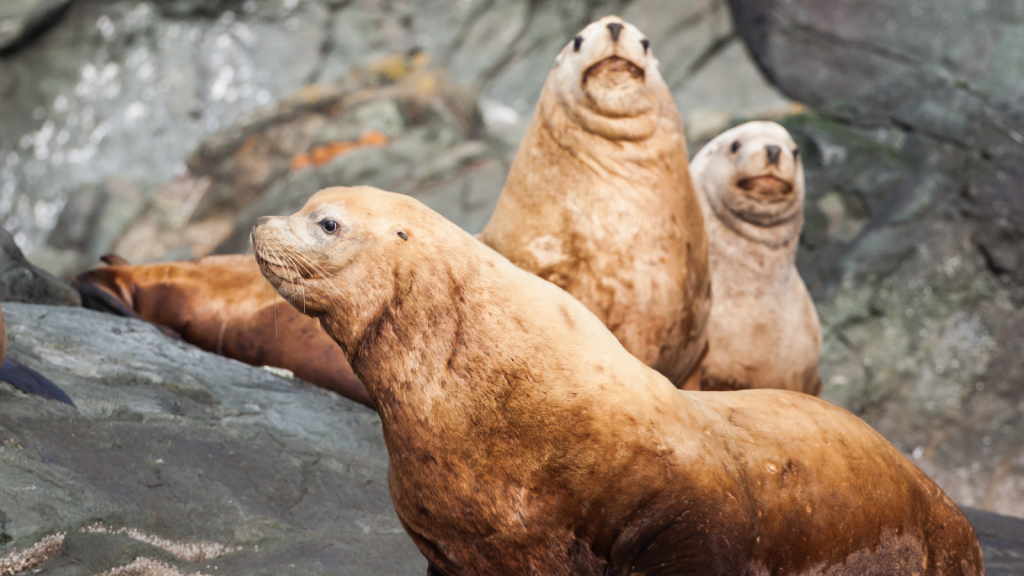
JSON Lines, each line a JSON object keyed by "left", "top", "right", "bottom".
{"left": 100, "top": 253, "right": 131, "bottom": 266}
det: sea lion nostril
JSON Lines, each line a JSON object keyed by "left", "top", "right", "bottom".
{"left": 766, "top": 145, "right": 781, "bottom": 166}
{"left": 607, "top": 22, "right": 624, "bottom": 42}
{"left": 253, "top": 216, "right": 270, "bottom": 230}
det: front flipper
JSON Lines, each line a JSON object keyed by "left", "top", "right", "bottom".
{"left": 0, "top": 357, "right": 76, "bottom": 407}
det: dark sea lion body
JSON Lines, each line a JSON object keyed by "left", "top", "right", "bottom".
{"left": 73, "top": 254, "right": 371, "bottom": 407}
{"left": 252, "top": 185, "right": 982, "bottom": 576}
{"left": 0, "top": 305, "right": 75, "bottom": 406}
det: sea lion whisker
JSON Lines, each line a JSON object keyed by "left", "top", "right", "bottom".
{"left": 268, "top": 243, "right": 309, "bottom": 313}
{"left": 261, "top": 242, "right": 290, "bottom": 335}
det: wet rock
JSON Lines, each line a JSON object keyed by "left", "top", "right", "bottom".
{"left": 1, "top": 0, "right": 790, "bottom": 269}
{"left": 0, "top": 226, "right": 79, "bottom": 305}
{"left": 0, "top": 0, "right": 330, "bottom": 259}
{"left": 0, "top": 303, "right": 424, "bottom": 575}
{"left": 0, "top": 0, "right": 70, "bottom": 52}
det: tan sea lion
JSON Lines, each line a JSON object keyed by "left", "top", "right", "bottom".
{"left": 691, "top": 121, "right": 822, "bottom": 395}
{"left": 253, "top": 185, "right": 982, "bottom": 576}
{"left": 479, "top": 16, "right": 710, "bottom": 388}
{"left": 72, "top": 254, "right": 371, "bottom": 407}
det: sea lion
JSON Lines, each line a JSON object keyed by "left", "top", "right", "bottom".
{"left": 479, "top": 16, "right": 710, "bottom": 389}
{"left": 72, "top": 254, "right": 371, "bottom": 407}
{"left": 690, "top": 121, "right": 822, "bottom": 395}
{"left": 252, "top": 185, "right": 982, "bottom": 576}
{"left": 0, "top": 305, "right": 75, "bottom": 406}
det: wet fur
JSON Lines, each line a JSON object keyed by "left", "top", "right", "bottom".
{"left": 72, "top": 254, "right": 371, "bottom": 407}
{"left": 692, "top": 121, "right": 822, "bottom": 395}
{"left": 479, "top": 16, "right": 710, "bottom": 388}
{"left": 253, "top": 185, "right": 982, "bottom": 576}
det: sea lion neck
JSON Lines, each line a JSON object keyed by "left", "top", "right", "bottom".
{"left": 319, "top": 224, "right": 684, "bottom": 444}
{"left": 539, "top": 84, "right": 681, "bottom": 179}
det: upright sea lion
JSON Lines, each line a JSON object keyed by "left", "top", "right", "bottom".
{"left": 691, "top": 121, "right": 822, "bottom": 395}
{"left": 479, "top": 16, "right": 710, "bottom": 388}
{"left": 253, "top": 185, "right": 982, "bottom": 576}
{"left": 72, "top": 254, "right": 371, "bottom": 407}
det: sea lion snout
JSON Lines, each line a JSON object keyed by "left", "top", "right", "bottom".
{"left": 553, "top": 16, "right": 662, "bottom": 139}
{"left": 607, "top": 22, "right": 624, "bottom": 42}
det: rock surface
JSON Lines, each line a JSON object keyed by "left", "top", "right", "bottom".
{"left": 0, "top": 227, "right": 79, "bottom": 306}
{"left": 0, "top": 303, "right": 424, "bottom": 575}
{"left": 727, "top": 1, "right": 1024, "bottom": 517}
{"left": 0, "top": 0, "right": 70, "bottom": 52}
{"left": 1, "top": 302, "right": 1023, "bottom": 575}
{"left": 0, "top": 0, "right": 790, "bottom": 274}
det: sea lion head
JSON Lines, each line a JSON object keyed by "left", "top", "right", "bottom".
{"left": 693, "top": 121, "right": 805, "bottom": 238}
{"left": 250, "top": 186, "right": 416, "bottom": 319}
{"left": 249, "top": 185, "right": 461, "bottom": 363}
{"left": 550, "top": 15, "right": 663, "bottom": 140}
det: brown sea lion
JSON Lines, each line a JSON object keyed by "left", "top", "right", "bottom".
{"left": 478, "top": 16, "right": 710, "bottom": 389}
{"left": 691, "top": 121, "right": 822, "bottom": 395}
{"left": 72, "top": 254, "right": 371, "bottom": 407}
{"left": 252, "top": 185, "right": 982, "bottom": 576}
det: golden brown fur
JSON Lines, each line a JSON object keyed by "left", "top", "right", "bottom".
{"left": 479, "top": 16, "right": 710, "bottom": 388}
{"left": 253, "top": 185, "right": 982, "bottom": 576}
{"left": 691, "top": 121, "right": 822, "bottom": 394}
{"left": 72, "top": 254, "right": 371, "bottom": 407}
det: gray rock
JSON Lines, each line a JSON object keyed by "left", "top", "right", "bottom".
{"left": 0, "top": 302, "right": 425, "bottom": 575}
{"left": 0, "top": 0, "right": 790, "bottom": 269}
{"left": 0, "top": 226, "right": 79, "bottom": 305}
{"left": 0, "top": 302, "right": 1022, "bottom": 574}
{"left": 729, "top": 0, "right": 1024, "bottom": 520}
{"left": 0, "top": 0, "right": 330, "bottom": 258}
{"left": 0, "top": 0, "right": 70, "bottom": 52}
{"left": 965, "top": 508, "right": 1024, "bottom": 576}
{"left": 779, "top": 111, "right": 1024, "bottom": 519}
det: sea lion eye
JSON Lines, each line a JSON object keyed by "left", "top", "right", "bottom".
{"left": 320, "top": 220, "right": 339, "bottom": 234}
{"left": 730, "top": 141, "right": 741, "bottom": 153}
{"left": 573, "top": 36, "right": 583, "bottom": 51}
{"left": 793, "top": 147, "right": 801, "bottom": 160}
{"left": 641, "top": 39, "right": 649, "bottom": 54}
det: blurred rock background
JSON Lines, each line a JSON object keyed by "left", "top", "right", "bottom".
{"left": 0, "top": 0, "right": 1022, "bottom": 536}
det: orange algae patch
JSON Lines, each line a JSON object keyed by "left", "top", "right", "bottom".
{"left": 289, "top": 129, "right": 390, "bottom": 171}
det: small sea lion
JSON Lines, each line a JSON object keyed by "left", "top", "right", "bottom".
{"left": 252, "top": 185, "right": 982, "bottom": 576}
{"left": 72, "top": 254, "right": 371, "bottom": 407}
{"left": 479, "top": 16, "right": 710, "bottom": 388}
{"left": 690, "top": 121, "right": 822, "bottom": 395}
